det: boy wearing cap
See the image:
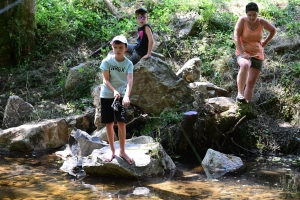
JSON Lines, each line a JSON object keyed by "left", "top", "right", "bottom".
{"left": 127, "top": 8, "right": 154, "bottom": 65}
{"left": 99, "top": 35, "right": 134, "bottom": 164}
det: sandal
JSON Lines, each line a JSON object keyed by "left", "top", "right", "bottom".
{"left": 236, "top": 94, "right": 246, "bottom": 102}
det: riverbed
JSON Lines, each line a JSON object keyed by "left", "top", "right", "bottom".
{"left": 0, "top": 152, "right": 299, "bottom": 199}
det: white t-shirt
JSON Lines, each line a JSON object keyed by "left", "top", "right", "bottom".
{"left": 100, "top": 56, "right": 134, "bottom": 98}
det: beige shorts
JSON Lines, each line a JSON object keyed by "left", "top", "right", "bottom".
{"left": 237, "top": 55, "right": 263, "bottom": 71}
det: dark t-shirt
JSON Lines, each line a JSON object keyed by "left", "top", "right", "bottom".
{"left": 134, "top": 24, "right": 152, "bottom": 56}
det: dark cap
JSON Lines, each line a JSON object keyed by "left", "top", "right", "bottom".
{"left": 246, "top": 2, "right": 259, "bottom": 13}
{"left": 135, "top": 8, "right": 147, "bottom": 14}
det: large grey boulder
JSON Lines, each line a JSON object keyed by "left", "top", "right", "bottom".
{"left": 65, "top": 62, "right": 90, "bottom": 91}
{"left": 170, "top": 96, "right": 257, "bottom": 154}
{"left": 91, "top": 86, "right": 105, "bottom": 130}
{"left": 174, "top": 11, "right": 200, "bottom": 38}
{"left": 2, "top": 95, "right": 34, "bottom": 129}
{"left": 58, "top": 136, "right": 176, "bottom": 178}
{"left": 65, "top": 61, "right": 101, "bottom": 91}
{"left": 65, "top": 109, "right": 95, "bottom": 134}
{"left": 189, "top": 82, "right": 229, "bottom": 98}
{"left": 203, "top": 98, "right": 257, "bottom": 146}
{"left": 91, "top": 126, "right": 118, "bottom": 142}
{"left": 202, "top": 148, "right": 243, "bottom": 179}
{"left": 0, "top": 112, "right": 95, "bottom": 152}
{"left": 206, "top": 97, "right": 236, "bottom": 112}
{"left": 176, "top": 57, "right": 202, "bottom": 83}
{"left": 69, "top": 127, "right": 108, "bottom": 157}
{"left": 0, "top": 119, "right": 69, "bottom": 152}
{"left": 131, "top": 57, "right": 194, "bottom": 115}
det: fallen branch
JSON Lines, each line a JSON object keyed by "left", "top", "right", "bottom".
{"left": 225, "top": 115, "right": 247, "bottom": 134}
{"left": 126, "top": 114, "right": 149, "bottom": 126}
{"left": 222, "top": 115, "right": 247, "bottom": 146}
{"left": 231, "top": 138, "right": 260, "bottom": 155}
{"left": 112, "top": 113, "right": 160, "bottom": 127}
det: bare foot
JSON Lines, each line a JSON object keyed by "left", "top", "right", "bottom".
{"left": 119, "top": 153, "right": 134, "bottom": 165}
{"left": 105, "top": 153, "right": 115, "bottom": 162}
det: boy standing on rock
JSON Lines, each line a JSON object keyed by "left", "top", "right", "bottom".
{"left": 99, "top": 35, "right": 134, "bottom": 164}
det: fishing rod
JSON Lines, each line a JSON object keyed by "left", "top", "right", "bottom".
{"left": 0, "top": 0, "right": 24, "bottom": 15}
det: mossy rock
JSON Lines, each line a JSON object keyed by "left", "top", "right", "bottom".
{"left": 9, "top": 140, "right": 33, "bottom": 152}
{"left": 237, "top": 102, "right": 258, "bottom": 120}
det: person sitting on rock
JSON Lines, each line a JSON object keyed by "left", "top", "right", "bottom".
{"left": 127, "top": 8, "right": 155, "bottom": 65}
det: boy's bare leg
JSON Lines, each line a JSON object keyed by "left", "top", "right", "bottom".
{"left": 105, "top": 122, "right": 115, "bottom": 162}
{"left": 117, "top": 122, "right": 134, "bottom": 164}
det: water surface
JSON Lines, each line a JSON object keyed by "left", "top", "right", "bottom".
{"left": 0, "top": 152, "right": 299, "bottom": 199}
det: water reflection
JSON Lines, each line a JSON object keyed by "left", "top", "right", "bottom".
{"left": 0, "top": 152, "right": 299, "bottom": 199}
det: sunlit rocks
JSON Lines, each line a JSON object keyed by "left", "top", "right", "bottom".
{"left": 202, "top": 148, "right": 243, "bottom": 179}
{"left": 2, "top": 95, "right": 34, "bottom": 129}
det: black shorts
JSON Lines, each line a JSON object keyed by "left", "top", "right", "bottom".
{"left": 101, "top": 98, "right": 126, "bottom": 123}
{"left": 250, "top": 57, "right": 263, "bottom": 70}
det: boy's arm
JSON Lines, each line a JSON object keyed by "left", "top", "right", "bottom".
{"left": 102, "top": 70, "right": 120, "bottom": 98}
{"left": 142, "top": 26, "right": 154, "bottom": 59}
{"left": 122, "top": 73, "right": 133, "bottom": 106}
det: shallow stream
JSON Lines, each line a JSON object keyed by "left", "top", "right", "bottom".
{"left": 0, "top": 152, "right": 299, "bottom": 199}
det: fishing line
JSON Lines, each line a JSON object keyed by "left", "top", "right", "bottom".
{"left": 0, "top": 0, "right": 24, "bottom": 15}
{"left": 231, "top": 137, "right": 260, "bottom": 155}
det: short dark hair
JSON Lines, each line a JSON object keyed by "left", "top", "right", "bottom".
{"left": 113, "top": 40, "right": 127, "bottom": 48}
{"left": 135, "top": 8, "right": 147, "bottom": 15}
{"left": 246, "top": 2, "right": 259, "bottom": 13}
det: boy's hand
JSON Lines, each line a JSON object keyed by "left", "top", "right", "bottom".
{"left": 142, "top": 54, "right": 151, "bottom": 59}
{"left": 122, "top": 96, "right": 130, "bottom": 107}
{"left": 114, "top": 90, "right": 120, "bottom": 98}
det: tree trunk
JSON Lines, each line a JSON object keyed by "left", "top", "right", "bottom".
{"left": 175, "top": 111, "right": 198, "bottom": 152}
{"left": 0, "top": 0, "right": 35, "bottom": 67}
{"left": 103, "top": 0, "right": 118, "bottom": 17}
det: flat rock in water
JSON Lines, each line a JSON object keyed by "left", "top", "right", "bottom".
{"left": 58, "top": 136, "right": 176, "bottom": 178}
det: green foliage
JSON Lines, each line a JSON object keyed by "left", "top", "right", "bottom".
{"left": 159, "top": 110, "right": 183, "bottom": 125}
{"left": 147, "top": 0, "right": 218, "bottom": 33}
{"left": 140, "top": 123, "right": 158, "bottom": 137}
{"left": 236, "top": 103, "right": 258, "bottom": 119}
{"left": 206, "top": 11, "right": 237, "bottom": 32}
{"left": 292, "top": 93, "right": 300, "bottom": 104}
{"left": 151, "top": 0, "right": 235, "bottom": 86}
{"left": 140, "top": 110, "right": 182, "bottom": 137}
{"left": 197, "top": 1, "right": 216, "bottom": 28}
{"left": 272, "top": 61, "right": 300, "bottom": 123}
{"left": 139, "top": 110, "right": 183, "bottom": 155}
{"left": 291, "top": 62, "right": 300, "bottom": 78}
{"left": 7, "top": 19, "right": 27, "bottom": 64}
{"left": 65, "top": 65, "right": 100, "bottom": 100}
{"left": 260, "top": 0, "right": 300, "bottom": 36}
{"left": 35, "top": 0, "right": 135, "bottom": 56}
